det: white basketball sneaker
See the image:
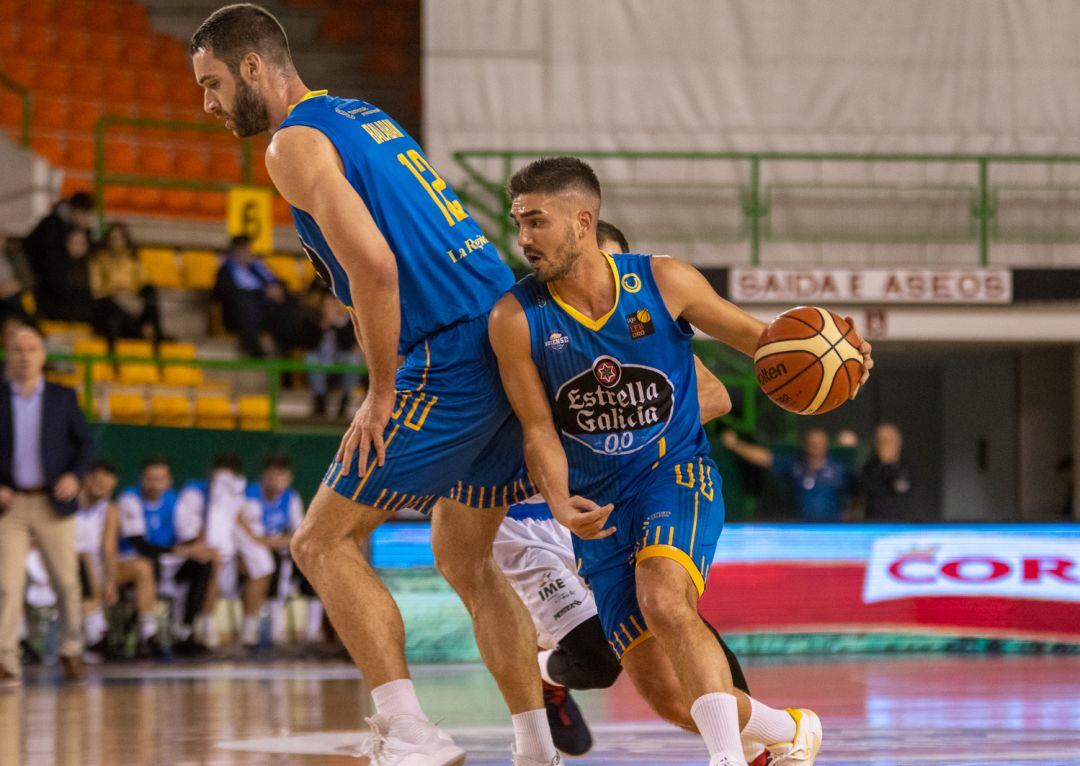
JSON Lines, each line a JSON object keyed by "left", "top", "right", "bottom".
{"left": 767, "top": 708, "right": 822, "bottom": 765}
{"left": 511, "top": 747, "right": 562, "bottom": 766}
{"left": 361, "top": 714, "right": 466, "bottom": 766}
{"left": 707, "top": 757, "right": 745, "bottom": 766}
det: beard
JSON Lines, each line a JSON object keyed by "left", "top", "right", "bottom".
{"left": 229, "top": 77, "right": 270, "bottom": 137}
{"left": 534, "top": 227, "right": 580, "bottom": 284}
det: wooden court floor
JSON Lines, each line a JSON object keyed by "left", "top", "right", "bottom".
{"left": 2, "top": 654, "right": 1079, "bottom": 765}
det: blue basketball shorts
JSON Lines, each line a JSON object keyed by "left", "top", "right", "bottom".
{"left": 572, "top": 456, "right": 725, "bottom": 658}
{"left": 322, "top": 312, "right": 533, "bottom": 512}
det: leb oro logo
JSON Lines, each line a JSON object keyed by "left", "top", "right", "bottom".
{"left": 555, "top": 355, "right": 674, "bottom": 456}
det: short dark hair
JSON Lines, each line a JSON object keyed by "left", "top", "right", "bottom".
{"left": 190, "top": 3, "right": 293, "bottom": 74}
{"left": 262, "top": 453, "right": 292, "bottom": 471}
{"left": 68, "top": 192, "right": 94, "bottom": 211}
{"left": 213, "top": 452, "right": 244, "bottom": 474}
{"left": 596, "top": 220, "right": 629, "bottom": 253}
{"left": 141, "top": 454, "right": 171, "bottom": 472}
{"left": 229, "top": 234, "right": 251, "bottom": 250}
{"left": 91, "top": 458, "right": 119, "bottom": 476}
{"left": 507, "top": 157, "right": 601, "bottom": 203}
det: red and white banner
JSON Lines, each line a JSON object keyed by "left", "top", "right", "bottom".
{"left": 863, "top": 534, "right": 1080, "bottom": 604}
{"left": 730, "top": 269, "right": 1012, "bottom": 304}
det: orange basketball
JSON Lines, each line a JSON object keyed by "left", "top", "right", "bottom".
{"left": 754, "top": 306, "right": 865, "bottom": 415}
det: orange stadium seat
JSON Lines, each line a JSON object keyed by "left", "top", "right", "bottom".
{"left": 103, "top": 186, "right": 129, "bottom": 209}
{"left": 150, "top": 394, "right": 194, "bottom": 428}
{"left": 104, "top": 68, "right": 138, "bottom": 101}
{"left": 0, "top": 22, "right": 17, "bottom": 52}
{"left": 139, "top": 144, "right": 174, "bottom": 177}
{"left": 0, "top": 91, "right": 22, "bottom": 131}
{"left": 209, "top": 148, "right": 242, "bottom": 183}
{"left": 153, "top": 34, "right": 186, "bottom": 67}
{"left": 88, "top": 33, "right": 125, "bottom": 66}
{"left": 64, "top": 137, "right": 96, "bottom": 171}
{"left": 181, "top": 250, "right": 220, "bottom": 290}
{"left": 53, "top": 28, "right": 91, "bottom": 61}
{"left": 36, "top": 62, "right": 72, "bottom": 95}
{"left": 138, "top": 248, "right": 183, "bottom": 289}
{"left": 197, "top": 192, "right": 227, "bottom": 217}
{"left": 0, "top": 0, "right": 20, "bottom": 23}
{"left": 74, "top": 337, "right": 113, "bottom": 383}
{"left": 238, "top": 395, "right": 271, "bottom": 431}
{"left": 52, "top": 0, "right": 91, "bottom": 29}
{"left": 273, "top": 196, "right": 291, "bottom": 225}
{"left": 118, "top": 3, "right": 150, "bottom": 35}
{"left": 32, "top": 96, "right": 69, "bottom": 131}
{"left": 129, "top": 186, "right": 164, "bottom": 211}
{"left": 159, "top": 342, "right": 203, "bottom": 387}
{"left": 86, "top": 3, "right": 122, "bottom": 34}
{"left": 174, "top": 146, "right": 209, "bottom": 181}
{"left": 115, "top": 339, "right": 158, "bottom": 385}
{"left": 125, "top": 35, "right": 154, "bottom": 68}
{"left": 107, "top": 391, "right": 150, "bottom": 425}
{"left": 22, "top": 0, "right": 54, "bottom": 25}
{"left": 69, "top": 99, "right": 105, "bottom": 132}
{"left": 163, "top": 190, "right": 199, "bottom": 214}
{"left": 18, "top": 26, "right": 52, "bottom": 58}
{"left": 1, "top": 58, "right": 32, "bottom": 89}
{"left": 136, "top": 71, "right": 170, "bottom": 105}
{"left": 105, "top": 140, "right": 138, "bottom": 174}
{"left": 195, "top": 394, "right": 235, "bottom": 430}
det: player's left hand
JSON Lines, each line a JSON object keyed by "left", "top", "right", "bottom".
{"left": 53, "top": 473, "right": 80, "bottom": 503}
{"left": 338, "top": 390, "right": 394, "bottom": 474}
{"left": 844, "top": 315, "right": 874, "bottom": 397}
{"left": 554, "top": 496, "right": 616, "bottom": 540}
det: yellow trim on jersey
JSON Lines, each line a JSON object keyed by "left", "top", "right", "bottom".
{"left": 547, "top": 251, "right": 620, "bottom": 332}
{"left": 637, "top": 544, "right": 706, "bottom": 596}
{"left": 620, "top": 629, "right": 654, "bottom": 656}
{"left": 286, "top": 89, "right": 329, "bottom": 116}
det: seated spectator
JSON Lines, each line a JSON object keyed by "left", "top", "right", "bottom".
{"left": 22, "top": 191, "right": 95, "bottom": 293}
{"left": 33, "top": 228, "right": 95, "bottom": 323}
{"left": 0, "top": 232, "right": 35, "bottom": 327}
{"left": 90, "top": 223, "right": 165, "bottom": 345}
{"left": 74, "top": 459, "right": 118, "bottom": 654}
{"left": 306, "top": 291, "right": 364, "bottom": 418}
{"left": 117, "top": 456, "right": 217, "bottom": 657}
{"left": 213, "top": 235, "right": 306, "bottom": 358}
{"left": 177, "top": 453, "right": 273, "bottom": 649}
{"left": 237, "top": 454, "right": 318, "bottom": 647}
{"left": 722, "top": 427, "right": 856, "bottom": 522}
{"left": 857, "top": 423, "right": 915, "bottom": 522}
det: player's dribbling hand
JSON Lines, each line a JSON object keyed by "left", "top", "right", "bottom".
{"left": 338, "top": 391, "right": 394, "bottom": 474}
{"left": 554, "top": 496, "right": 616, "bottom": 540}
{"left": 843, "top": 315, "right": 874, "bottom": 396}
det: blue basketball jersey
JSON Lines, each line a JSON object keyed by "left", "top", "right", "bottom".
{"left": 117, "top": 487, "right": 178, "bottom": 554}
{"left": 245, "top": 483, "right": 297, "bottom": 536}
{"left": 277, "top": 91, "right": 514, "bottom": 355}
{"left": 509, "top": 252, "right": 710, "bottom": 504}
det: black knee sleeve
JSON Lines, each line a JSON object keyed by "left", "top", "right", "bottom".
{"left": 176, "top": 559, "right": 214, "bottom": 626}
{"left": 546, "top": 616, "right": 623, "bottom": 690}
{"left": 703, "top": 619, "right": 750, "bottom": 694}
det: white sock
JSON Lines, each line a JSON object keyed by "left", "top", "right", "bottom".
{"left": 83, "top": 610, "right": 107, "bottom": 645}
{"left": 138, "top": 613, "right": 158, "bottom": 640}
{"left": 197, "top": 614, "right": 219, "bottom": 647}
{"left": 371, "top": 678, "right": 428, "bottom": 721}
{"left": 537, "top": 649, "right": 561, "bottom": 686}
{"left": 511, "top": 708, "right": 557, "bottom": 763}
{"left": 269, "top": 600, "right": 287, "bottom": 643}
{"left": 690, "top": 692, "right": 744, "bottom": 761}
{"left": 241, "top": 615, "right": 261, "bottom": 646}
{"left": 174, "top": 624, "right": 192, "bottom": 641}
{"left": 305, "top": 600, "right": 324, "bottom": 641}
{"left": 742, "top": 697, "right": 796, "bottom": 746}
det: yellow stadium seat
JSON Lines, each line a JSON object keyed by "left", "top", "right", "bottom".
{"left": 237, "top": 395, "right": 271, "bottom": 431}
{"left": 40, "top": 320, "right": 94, "bottom": 338}
{"left": 73, "top": 337, "right": 113, "bottom": 383}
{"left": 139, "top": 247, "right": 183, "bottom": 289}
{"left": 158, "top": 342, "right": 203, "bottom": 387}
{"left": 195, "top": 394, "right": 235, "bottom": 430}
{"left": 263, "top": 255, "right": 302, "bottom": 293}
{"left": 299, "top": 257, "right": 316, "bottom": 288}
{"left": 181, "top": 250, "right": 220, "bottom": 290}
{"left": 115, "top": 339, "right": 158, "bottom": 385}
{"left": 107, "top": 392, "right": 150, "bottom": 425}
{"left": 45, "top": 371, "right": 80, "bottom": 389}
{"left": 150, "top": 394, "right": 194, "bottom": 428}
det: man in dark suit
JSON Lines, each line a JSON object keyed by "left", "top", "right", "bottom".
{"left": 0, "top": 326, "right": 93, "bottom": 687}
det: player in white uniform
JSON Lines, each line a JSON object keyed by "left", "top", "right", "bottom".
{"left": 236, "top": 454, "right": 310, "bottom": 648}
{"left": 73, "top": 460, "right": 119, "bottom": 653}
{"left": 493, "top": 222, "right": 768, "bottom": 765}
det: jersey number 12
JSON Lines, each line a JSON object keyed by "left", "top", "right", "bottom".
{"left": 398, "top": 150, "right": 468, "bottom": 227}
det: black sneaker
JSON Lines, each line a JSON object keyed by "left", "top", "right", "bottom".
{"left": 543, "top": 681, "right": 592, "bottom": 757}
{"left": 172, "top": 638, "right": 211, "bottom": 658}
{"left": 137, "top": 635, "right": 170, "bottom": 660}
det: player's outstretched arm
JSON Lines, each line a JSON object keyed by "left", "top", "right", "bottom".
{"left": 488, "top": 294, "right": 614, "bottom": 540}
{"left": 654, "top": 256, "right": 873, "bottom": 386}
{"left": 266, "top": 126, "right": 401, "bottom": 471}
{"left": 694, "top": 355, "right": 731, "bottom": 423}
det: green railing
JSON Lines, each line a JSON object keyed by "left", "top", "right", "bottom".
{"left": 0, "top": 68, "right": 32, "bottom": 147}
{"left": 47, "top": 352, "right": 367, "bottom": 433}
{"left": 93, "top": 114, "right": 267, "bottom": 223}
{"left": 453, "top": 149, "right": 1080, "bottom": 267}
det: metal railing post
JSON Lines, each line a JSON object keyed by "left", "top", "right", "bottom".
{"left": 268, "top": 362, "right": 282, "bottom": 432}
{"left": 749, "top": 155, "right": 762, "bottom": 266}
{"left": 978, "top": 158, "right": 990, "bottom": 267}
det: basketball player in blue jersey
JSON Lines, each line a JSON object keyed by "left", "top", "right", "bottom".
{"left": 191, "top": 6, "right": 558, "bottom": 765}
{"left": 490, "top": 158, "right": 874, "bottom": 766}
